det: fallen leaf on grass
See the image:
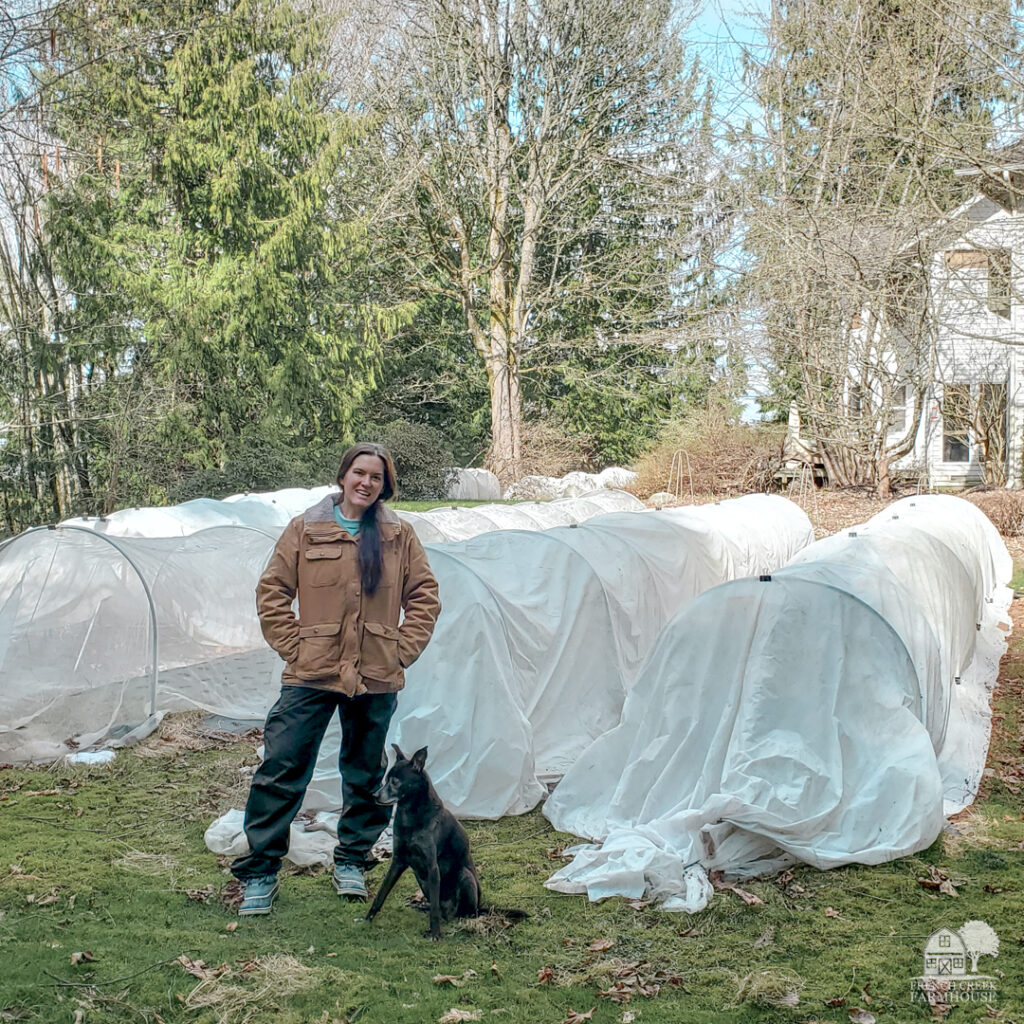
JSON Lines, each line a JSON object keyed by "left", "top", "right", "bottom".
{"left": 69, "top": 951, "right": 97, "bottom": 966}
{"left": 175, "top": 954, "right": 227, "bottom": 981}
{"left": 916, "top": 977, "right": 952, "bottom": 1020}
{"left": 27, "top": 890, "right": 60, "bottom": 906}
{"left": 624, "top": 897, "right": 653, "bottom": 910}
{"left": 825, "top": 995, "right": 847, "bottom": 1007}
{"left": 560, "top": 1010, "right": 594, "bottom": 1024}
{"left": 848, "top": 1009, "right": 876, "bottom": 1024}
{"left": 223, "top": 922, "right": 238, "bottom": 933}
{"left": 437, "top": 1010, "right": 482, "bottom": 1023}
{"left": 709, "top": 871, "right": 764, "bottom": 905}
{"left": 597, "top": 961, "right": 686, "bottom": 1004}
{"left": 621, "top": 1013, "right": 635, "bottom": 1024}
{"left": 588, "top": 938, "right": 615, "bottom": 952}
{"left": 434, "top": 975, "right": 464, "bottom": 988}
{"left": 185, "top": 886, "right": 214, "bottom": 902}
{"left": 537, "top": 966, "right": 555, "bottom": 985}
{"left": 916, "top": 866, "right": 959, "bottom": 897}
{"left": 219, "top": 879, "right": 244, "bottom": 909}
{"left": 825, "top": 906, "right": 841, "bottom": 918}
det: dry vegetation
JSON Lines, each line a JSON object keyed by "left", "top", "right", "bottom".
{"left": 626, "top": 416, "right": 1024, "bottom": 555}
{"left": 628, "top": 411, "right": 786, "bottom": 501}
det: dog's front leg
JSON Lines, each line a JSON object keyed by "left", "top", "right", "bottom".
{"left": 425, "top": 861, "right": 442, "bottom": 941}
{"left": 362, "top": 857, "right": 406, "bottom": 922}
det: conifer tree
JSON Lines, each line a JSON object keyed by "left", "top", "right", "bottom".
{"left": 43, "top": 0, "right": 387, "bottom": 478}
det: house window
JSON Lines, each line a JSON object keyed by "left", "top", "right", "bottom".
{"left": 942, "top": 385, "right": 971, "bottom": 462}
{"left": 944, "top": 248, "right": 1012, "bottom": 318}
{"left": 888, "top": 384, "right": 909, "bottom": 433}
{"left": 945, "top": 250, "right": 989, "bottom": 270}
{"left": 988, "top": 249, "right": 1011, "bottom": 318}
{"left": 848, "top": 384, "right": 867, "bottom": 421}
{"left": 939, "top": 934, "right": 951, "bottom": 948}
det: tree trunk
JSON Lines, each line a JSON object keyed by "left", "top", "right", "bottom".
{"left": 875, "top": 454, "right": 892, "bottom": 498}
{"left": 486, "top": 346, "right": 522, "bottom": 484}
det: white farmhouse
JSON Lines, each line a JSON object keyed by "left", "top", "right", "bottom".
{"left": 891, "top": 157, "right": 1024, "bottom": 488}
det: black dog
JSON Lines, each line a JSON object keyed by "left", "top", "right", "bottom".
{"left": 364, "top": 744, "right": 481, "bottom": 940}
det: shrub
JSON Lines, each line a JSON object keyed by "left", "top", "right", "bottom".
{"left": 373, "top": 420, "right": 454, "bottom": 500}
{"left": 629, "top": 408, "right": 786, "bottom": 501}
{"left": 516, "top": 419, "right": 596, "bottom": 478}
{"left": 964, "top": 488, "right": 1024, "bottom": 537}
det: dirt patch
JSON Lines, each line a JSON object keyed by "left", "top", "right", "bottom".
{"left": 787, "top": 488, "right": 894, "bottom": 538}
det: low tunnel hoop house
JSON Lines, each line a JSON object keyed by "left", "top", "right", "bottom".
{"left": 0, "top": 522, "right": 280, "bottom": 722}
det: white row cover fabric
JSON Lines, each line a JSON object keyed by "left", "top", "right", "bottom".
{"left": 58, "top": 486, "right": 643, "bottom": 543}
{"left": 445, "top": 468, "right": 502, "bottom": 501}
{"left": 504, "top": 467, "right": 638, "bottom": 501}
{"left": 203, "top": 495, "right": 815, "bottom": 867}
{"left": 544, "top": 495, "right": 1011, "bottom": 912}
{"left": 294, "top": 495, "right": 814, "bottom": 825}
{"left": 396, "top": 489, "right": 643, "bottom": 544}
{"left": 0, "top": 491, "right": 644, "bottom": 763}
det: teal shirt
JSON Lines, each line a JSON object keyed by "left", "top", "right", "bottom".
{"left": 333, "top": 506, "right": 361, "bottom": 536}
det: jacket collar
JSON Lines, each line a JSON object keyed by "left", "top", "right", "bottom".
{"left": 302, "top": 493, "right": 401, "bottom": 540}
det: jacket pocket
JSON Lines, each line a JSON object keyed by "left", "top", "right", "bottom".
{"left": 295, "top": 621, "right": 342, "bottom": 679}
{"left": 360, "top": 621, "right": 403, "bottom": 684}
{"left": 303, "top": 545, "right": 343, "bottom": 587}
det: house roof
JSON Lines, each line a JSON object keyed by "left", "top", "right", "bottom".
{"left": 954, "top": 141, "right": 1024, "bottom": 210}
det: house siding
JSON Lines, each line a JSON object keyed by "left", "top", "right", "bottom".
{"left": 892, "top": 201, "right": 1024, "bottom": 487}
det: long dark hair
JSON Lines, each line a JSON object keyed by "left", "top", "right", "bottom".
{"left": 337, "top": 443, "right": 398, "bottom": 596}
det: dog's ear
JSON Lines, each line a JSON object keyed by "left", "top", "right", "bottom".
{"left": 410, "top": 746, "right": 428, "bottom": 771}
{"left": 391, "top": 743, "right": 405, "bottom": 762}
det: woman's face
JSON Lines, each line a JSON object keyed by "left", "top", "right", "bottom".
{"left": 339, "top": 454, "right": 386, "bottom": 515}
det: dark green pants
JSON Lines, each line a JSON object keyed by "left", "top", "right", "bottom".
{"left": 231, "top": 685, "right": 398, "bottom": 880}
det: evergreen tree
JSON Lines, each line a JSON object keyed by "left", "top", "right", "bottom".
{"left": 43, "top": 0, "right": 390, "bottom": 492}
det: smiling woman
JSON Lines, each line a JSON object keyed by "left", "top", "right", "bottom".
{"left": 229, "top": 442, "right": 441, "bottom": 916}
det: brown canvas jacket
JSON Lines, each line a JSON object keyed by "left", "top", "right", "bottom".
{"left": 256, "top": 495, "right": 441, "bottom": 696}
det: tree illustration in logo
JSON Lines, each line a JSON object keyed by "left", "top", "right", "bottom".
{"left": 959, "top": 920, "right": 999, "bottom": 973}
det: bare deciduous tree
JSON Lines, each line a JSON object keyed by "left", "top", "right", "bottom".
{"left": 744, "top": 0, "right": 1017, "bottom": 495}
{"left": 344, "top": 0, "right": 707, "bottom": 481}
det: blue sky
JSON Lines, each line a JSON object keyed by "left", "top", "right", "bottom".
{"left": 686, "top": 0, "right": 770, "bottom": 130}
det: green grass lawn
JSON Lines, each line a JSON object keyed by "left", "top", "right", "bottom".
{"left": 2, "top": 624, "right": 1023, "bottom": 1023}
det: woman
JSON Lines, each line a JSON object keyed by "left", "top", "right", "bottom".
{"left": 231, "top": 442, "right": 441, "bottom": 915}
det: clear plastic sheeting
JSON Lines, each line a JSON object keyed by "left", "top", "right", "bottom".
{"left": 544, "top": 496, "right": 1011, "bottom": 912}
{"left": 0, "top": 525, "right": 280, "bottom": 762}
{"left": 272, "top": 495, "right": 815, "bottom": 828}
{"left": 59, "top": 486, "right": 644, "bottom": 542}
